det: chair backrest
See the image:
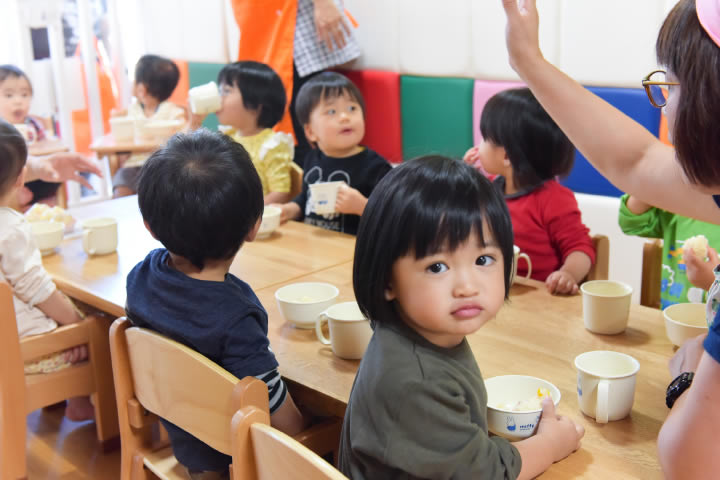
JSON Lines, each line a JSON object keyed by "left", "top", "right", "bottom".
{"left": 586, "top": 234, "right": 610, "bottom": 282}
{"left": 0, "top": 282, "right": 27, "bottom": 480}
{"left": 117, "top": 319, "right": 269, "bottom": 455}
{"left": 231, "top": 406, "right": 348, "bottom": 480}
{"left": 640, "top": 239, "right": 663, "bottom": 309}
{"left": 289, "top": 163, "right": 303, "bottom": 200}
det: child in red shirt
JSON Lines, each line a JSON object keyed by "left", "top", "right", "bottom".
{"left": 464, "top": 88, "right": 595, "bottom": 295}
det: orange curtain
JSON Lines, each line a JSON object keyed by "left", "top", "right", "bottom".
{"left": 230, "top": 0, "right": 298, "bottom": 139}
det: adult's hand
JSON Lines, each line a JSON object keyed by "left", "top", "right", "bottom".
{"left": 313, "top": 0, "right": 351, "bottom": 51}
{"left": 501, "top": 0, "right": 544, "bottom": 74}
{"left": 27, "top": 152, "right": 103, "bottom": 190}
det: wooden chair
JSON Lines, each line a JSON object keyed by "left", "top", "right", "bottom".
{"left": 232, "top": 406, "right": 348, "bottom": 480}
{"left": 289, "top": 163, "right": 304, "bottom": 200}
{"left": 0, "top": 283, "right": 118, "bottom": 480}
{"left": 110, "top": 317, "right": 341, "bottom": 480}
{"left": 585, "top": 234, "right": 610, "bottom": 282}
{"left": 640, "top": 239, "right": 663, "bottom": 309}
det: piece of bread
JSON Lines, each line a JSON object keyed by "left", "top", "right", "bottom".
{"left": 684, "top": 234, "right": 709, "bottom": 259}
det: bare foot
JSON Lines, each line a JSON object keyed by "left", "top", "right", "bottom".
{"left": 65, "top": 396, "right": 95, "bottom": 422}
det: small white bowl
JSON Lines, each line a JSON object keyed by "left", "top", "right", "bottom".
{"left": 275, "top": 282, "right": 339, "bottom": 329}
{"left": 485, "top": 375, "right": 561, "bottom": 441}
{"left": 663, "top": 303, "right": 707, "bottom": 347}
{"left": 30, "top": 221, "right": 65, "bottom": 256}
{"left": 140, "top": 119, "right": 184, "bottom": 141}
{"left": 258, "top": 206, "right": 281, "bottom": 239}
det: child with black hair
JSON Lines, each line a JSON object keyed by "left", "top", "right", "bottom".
{"left": 464, "top": 88, "right": 595, "bottom": 295}
{"left": 125, "top": 129, "right": 306, "bottom": 479}
{"left": 0, "top": 120, "right": 94, "bottom": 420}
{"left": 112, "top": 54, "right": 186, "bottom": 197}
{"left": 0, "top": 64, "right": 59, "bottom": 207}
{"left": 339, "top": 155, "right": 584, "bottom": 480}
{"left": 194, "top": 61, "right": 293, "bottom": 204}
{"left": 276, "top": 71, "right": 391, "bottom": 235}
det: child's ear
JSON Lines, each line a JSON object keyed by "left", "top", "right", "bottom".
{"left": 502, "top": 148, "right": 511, "bottom": 167}
{"left": 245, "top": 217, "right": 262, "bottom": 242}
{"left": 303, "top": 123, "right": 318, "bottom": 144}
{"left": 384, "top": 283, "right": 395, "bottom": 301}
{"left": 143, "top": 220, "right": 158, "bottom": 240}
{"left": 135, "top": 83, "right": 147, "bottom": 100}
{"left": 15, "top": 166, "right": 26, "bottom": 189}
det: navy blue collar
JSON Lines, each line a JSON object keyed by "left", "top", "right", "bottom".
{"left": 714, "top": 195, "right": 720, "bottom": 209}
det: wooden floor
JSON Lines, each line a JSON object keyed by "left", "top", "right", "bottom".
{"left": 26, "top": 405, "right": 120, "bottom": 479}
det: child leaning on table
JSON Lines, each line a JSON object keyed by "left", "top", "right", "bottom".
{"left": 0, "top": 120, "right": 94, "bottom": 421}
{"left": 464, "top": 88, "right": 595, "bottom": 295}
{"left": 112, "top": 54, "right": 186, "bottom": 197}
{"left": 339, "top": 156, "right": 584, "bottom": 480}
{"left": 275, "top": 71, "right": 392, "bottom": 235}
{"left": 191, "top": 61, "right": 294, "bottom": 205}
{"left": 125, "top": 129, "right": 307, "bottom": 479}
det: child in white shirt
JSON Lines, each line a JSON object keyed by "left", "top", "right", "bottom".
{"left": 0, "top": 120, "right": 94, "bottom": 420}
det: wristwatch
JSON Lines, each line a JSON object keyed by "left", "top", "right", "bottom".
{"left": 666, "top": 372, "right": 694, "bottom": 408}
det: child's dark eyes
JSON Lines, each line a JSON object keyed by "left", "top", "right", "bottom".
{"left": 426, "top": 263, "right": 448, "bottom": 274}
{"left": 325, "top": 108, "right": 336, "bottom": 115}
{"left": 476, "top": 255, "right": 495, "bottom": 266}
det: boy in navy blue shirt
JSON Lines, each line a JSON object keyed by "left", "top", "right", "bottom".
{"left": 126, "top": 130, "right": 306, "bottom": 479}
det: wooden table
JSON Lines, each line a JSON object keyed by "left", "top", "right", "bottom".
{"left": 255, "top": 263, "right": 671, "bottom": 479}
{"left": 90, "top": 134, "right": 163, "bottom": 176}
{"left": 43, "top": 196, "right": 356, "bottom": 317}
{"left": 28, "top": 138, "right": 70, "bottom": 157}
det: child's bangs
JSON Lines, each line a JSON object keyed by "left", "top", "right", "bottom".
{"left": 409, "top": 205, "right": 494, "bottom": 261}
{"left": 320, "top": 85, "right": 362, "bottom": 106}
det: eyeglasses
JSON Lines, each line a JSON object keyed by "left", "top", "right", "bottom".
{"left": 642, "top": 70, "right": 679, "bottom": 108}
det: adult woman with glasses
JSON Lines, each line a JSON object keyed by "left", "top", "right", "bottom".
{"left": 501, "top": 0, "right": 720, "bottom": 478}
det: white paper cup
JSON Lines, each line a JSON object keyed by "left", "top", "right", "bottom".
{"left": 309, "top": 181, "right": 344, "bottom": 215}
{"left": 258, "top": 206, "right": 281, "bottom": 239}
{"left": 511, "top": 245, "right": 532, "bottom": 284}
{"left": 82, "top": 217, "right": 118, "bottom": 256}
{"left": 110, "top": 116, "right": 135, "bottom": 142}
{"left": 663, "top": 302, "right": 707, "bottom": 347}
{"left": 581, "top": 280, "right": 633, "bottom": 334}
{"left": 315, "top": 301, "right": 372, "bottom": 360}
{"left": 574, "top": 350, "right": 639, "bottom": 423}
{"left": 189, "top": 81, "right": 221, "bottom": 115}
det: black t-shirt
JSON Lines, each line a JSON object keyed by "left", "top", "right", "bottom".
{"left": 292, "top": 147, "right": 392, "bottom": 235}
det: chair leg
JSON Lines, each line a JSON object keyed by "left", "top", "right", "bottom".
{"left": 87, "top": 315, "right": 119, "bottom": 443}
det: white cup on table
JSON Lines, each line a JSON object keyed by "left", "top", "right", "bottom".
{"left": 511, "top": 245, "right": 532, "bottom": 284}
{"left": 315, "top": 301, "right": 373, "bottom": 360}
{"left": 82, "top": 217, "right": 118, "bottom": 256}
{"left": 581, "top": 280, "right": 633, "bottom": 334}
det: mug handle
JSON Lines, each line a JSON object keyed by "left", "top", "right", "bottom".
{"left": 596, "top": 379, "right": 609, "bottom": 423}
{"left": 315, "top": 313, "right": 331, "bottom": 345}
{"left": 518, "top": 253, "right": 532, "bottom": 279}
{"left": 83, "top": 229, "right": 96, "bottom": 255}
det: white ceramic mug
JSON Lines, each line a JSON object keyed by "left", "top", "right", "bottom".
{"left": 581, "top": 280, "right": 633, "bottom": 334}
{"left": 82, "top": 217, "right": 118, "bottom": 256}
{"left": 13, "top": 123, "right": 36, "bottom": 144}
{"left": 315, "top": 301, "right": 373, "bottom": 360}
{"left": 309, "top": 181, "right": 344, "bottom": 215}
{"left": 188, "top": 81, "right": 222, "bottom": 115}
{"left": 511, "top": 245, "right": 532, "bottom": 284}
{"left": 574, "top": 350, "right": 639, "bottom": 423}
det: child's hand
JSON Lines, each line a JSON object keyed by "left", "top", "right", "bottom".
{"left": 683, "top": 247, "right": 718, "bottom": 291}
{"left": 64, "top": 345, "right": 89, "bottom": 364}
{"left": 335, "top": 184, "right": 367, "bottom": 216}
{"left": 463, "top": 146, "right": 481, "bottom": 165}
{"left": 545, "top": 270, "right": 579, "bottom": 295}
{"left": 669, "top": 333, "right": 707, "bottom": 378}
{"left": 189, "top": 112, "right": 208, "bottom": 131}
{"left": 275, "top": 203, "right": 300, "bottom": 224}
{"left": 537, "top": 397, "right": 584, "bottom": 463}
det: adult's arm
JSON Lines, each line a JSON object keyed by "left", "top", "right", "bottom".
{"left": 26, "top": 152, "right": 103, "bottom": 190}
{"left": 501, "top": 0, "right": 720, "bottom": 224}
{"left": 313, "top": 0, "right": 351, "bottom": 51}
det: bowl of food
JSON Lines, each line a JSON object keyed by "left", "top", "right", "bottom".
{"left": 663, "top": 302, "right": 707, "bottom": 347}
{"left": 275, "top": 282, "right": 339, "bottom": 329}
{"left": 258, "top": 206, "right": 281, "bottom": 239}
{"left": 30, "top": 221, "right": 65, "bottom": 256}
{"left": 485, "top": 375, "right": 561, "bottom": 441}
{"left": 25, "top": 203, "right": 75, "bottom": 233}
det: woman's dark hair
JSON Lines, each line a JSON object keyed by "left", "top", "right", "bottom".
{"left": 656, "top": 0, "right": 720, "bottom": 187}
{"left": 0, "top": 120, "right": 28, "bottom": 196}
{"left": 134, "top": 55, "right": 180, "bottom": 102}
{"left": 353, "top": 156, "right": 514, "bottom": 326}
{"left": 480, "top": 88, "right": 574, "bottom": 190}
{"left": 137, "top": 129, "right": 263, "bottom": 270}
{"left": 294, "top": 72, "right": 365, "bottom": 126}
{"left": 0, "top": 65, "right": 32, "bottom": 94}
{"left": 217, "top": 61, "right": 286, "bottom": 129}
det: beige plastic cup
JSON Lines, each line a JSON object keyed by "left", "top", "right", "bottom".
{"left": 13, "top": 123, "right": 36, "bottom": 144}
{"left": 309, "top": 181, "right": 344, "bottom": 215}
{"left": 574, "top": 350, "right": 640, "bottom": 423}
{"left": 663, "top": 303, "right": 708, "bottom": 347}
{"left": 30, "top": 221, "right": 64, "bottom": 256}
{"left": 581, "top": 280, "right": 633, "bottom": 334}
{"left": 315, "top": 301, "right": 373, "bottom": 360}
{"left": 82, "top": 217, "right": 118, "bottom": 256}
{"left": 188, "top": 81, "right": 222, "bottom": 115}
{"left": 110, "top": 116, "right": 135, "bottom": 142}
{"left": 511, "top": 245, "right": 532, "bottom": 284}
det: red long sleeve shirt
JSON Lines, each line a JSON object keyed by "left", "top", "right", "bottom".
{"left": 500, "top": 178, "right": 596, "bottom": 282}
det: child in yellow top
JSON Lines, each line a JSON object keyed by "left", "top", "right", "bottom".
{"left": 213, "top": 61, "right": 293, "bottom": 204}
